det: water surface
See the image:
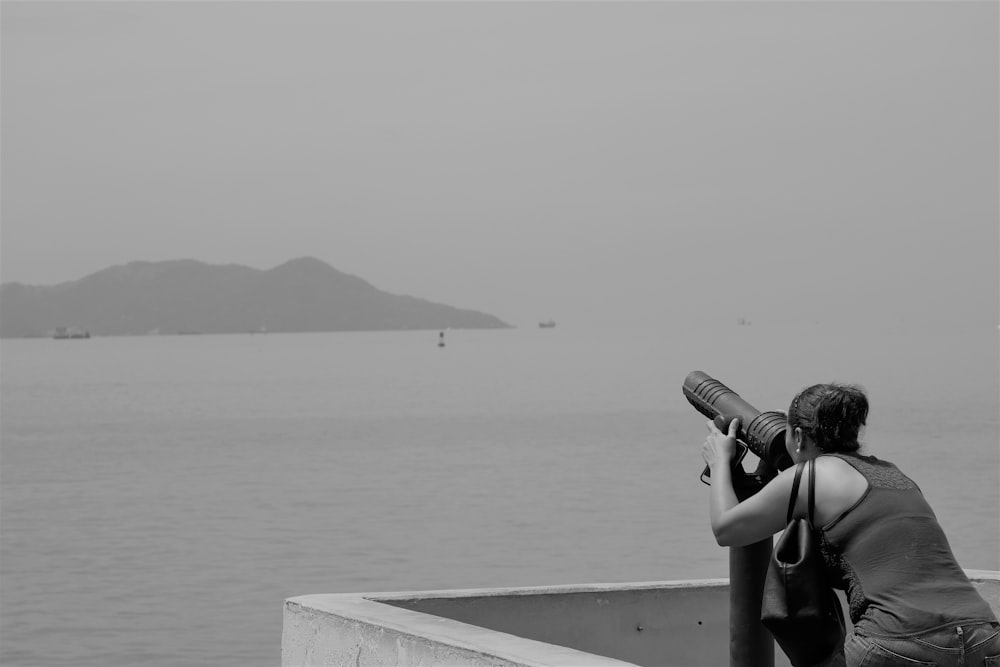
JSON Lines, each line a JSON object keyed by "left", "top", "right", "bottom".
{"left": 2, "top": 324, "right": 997, "bottom": 666}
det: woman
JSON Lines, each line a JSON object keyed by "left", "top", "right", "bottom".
{"left": 701, "top": 383, "right": 999, "bottom": 666}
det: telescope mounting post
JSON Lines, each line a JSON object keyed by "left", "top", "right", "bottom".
{"left": 728, "top": 457, "right": 778, "bottom": 667}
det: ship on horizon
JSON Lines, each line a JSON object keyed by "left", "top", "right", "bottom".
{"left": 52, "top": 326, "right": 90, "bottom": 339}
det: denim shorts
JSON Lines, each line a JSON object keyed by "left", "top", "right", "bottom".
{"left": 837, "top": 621, "right": 1000, "bottom": 666}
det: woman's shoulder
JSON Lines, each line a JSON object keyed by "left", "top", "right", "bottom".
{"left": 819, "top": 452, "right": 918, "bottom": 491}
{"left": 820, "top": 451, "right": 889, "bottom": 471}
{"left": 814, "top": 454, "right": 870, "bottom": 485}
{"left": 810, "top": 455, "right": 871, "bottom": 526}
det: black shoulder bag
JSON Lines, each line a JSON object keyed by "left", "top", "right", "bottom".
{"left": 761, "top": 459, "right": 846, "bottom": 667}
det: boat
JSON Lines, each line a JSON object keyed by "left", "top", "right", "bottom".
{"left": 538, "top": 320, "right": 556, "bottom": 329}
{"left": 52, "top": 327, "right": 90, "bottom": 339}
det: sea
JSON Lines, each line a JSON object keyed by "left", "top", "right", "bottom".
{"left": 1, "top": 323, "right": 997, "bottom": 667}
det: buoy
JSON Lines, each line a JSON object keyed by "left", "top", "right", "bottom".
{"left": 438, "top": 331, "right": 445, "bottom": 348}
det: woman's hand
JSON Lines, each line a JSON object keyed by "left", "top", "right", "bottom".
{"left": 701, "top": 417, "right": 740, "bottom": 470}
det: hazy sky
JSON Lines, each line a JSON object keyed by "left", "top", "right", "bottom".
{"left": 2, "top": 1, "right": 997, "bottom": 329}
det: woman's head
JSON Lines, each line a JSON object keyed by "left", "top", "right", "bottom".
{"left": 787, "top": 383, "right": 869, "bottom": 454}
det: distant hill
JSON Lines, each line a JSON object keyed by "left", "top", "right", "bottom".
{"left": 0, "top": 257, "right": 512, "bottom": 337}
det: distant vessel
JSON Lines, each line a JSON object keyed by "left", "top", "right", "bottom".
{"left": 53, "top": 327, "right": 90, "bottom": 339}
{"left": 438, "top": 331, "right": 445, "bottom": 348}
{"left": 538, "top": 320, "right": 556, "bottom": 329}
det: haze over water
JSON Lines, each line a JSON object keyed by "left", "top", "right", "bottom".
{"left": 2, "top": 323, "right": 997, "bottom": 666}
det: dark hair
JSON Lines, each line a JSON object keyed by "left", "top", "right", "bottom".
{"left": 788, "top": 383, "right": 869, "bottom": 452}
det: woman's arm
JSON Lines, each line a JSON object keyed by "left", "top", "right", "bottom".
{"left": 702, "top": 419, "right": 799, "bottom": 547}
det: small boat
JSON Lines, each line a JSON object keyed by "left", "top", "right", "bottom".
{"left": 53, "top": 327, "right": 90, "bottom": 339}
{"left": 538, "top": 320, "right": 556, "bottom": 329}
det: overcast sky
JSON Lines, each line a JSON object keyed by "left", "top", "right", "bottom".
{"left": 2, "top": 1, "right": 997, "bottom": 330}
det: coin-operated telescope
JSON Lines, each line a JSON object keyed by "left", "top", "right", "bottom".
{"left": 684, "top": 370, "right": 794, "bottom": 667}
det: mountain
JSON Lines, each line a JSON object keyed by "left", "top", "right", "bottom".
{"left": 0, "top": 257, "right": 512, "bottom": 337}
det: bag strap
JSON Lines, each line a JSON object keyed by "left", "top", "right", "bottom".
{"left": 807, "top": 458, "right": 817, "bottom": 527}
{"left": 786, "top": 462, "right": 805, "bottom": 524}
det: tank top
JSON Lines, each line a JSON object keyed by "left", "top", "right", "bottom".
{"left": 816, "top": 452, "right": 996, "bottom": 636}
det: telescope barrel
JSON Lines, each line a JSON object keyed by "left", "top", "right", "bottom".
{"left": 683, "top": 371, "right": 792, "bottom": 476}
{"left": 683, "top": 372, "right": 759, "bottom": 425}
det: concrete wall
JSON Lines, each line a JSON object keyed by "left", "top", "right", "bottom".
{"left": 281, "top": 586, "right": 644, "bottom": 667}
{"left": 283, "top": 571, "right": 1000, "bottom": 667}
{"left": 375, "top": 581, "right": 730, "bottom": 667}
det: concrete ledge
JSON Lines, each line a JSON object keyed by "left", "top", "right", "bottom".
{"left": 283, "top": 572, "right": 1000, "bottom": 667}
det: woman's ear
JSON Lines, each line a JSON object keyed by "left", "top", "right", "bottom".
{"left": 793, "top": 427, "right": 804, "bottom": 453}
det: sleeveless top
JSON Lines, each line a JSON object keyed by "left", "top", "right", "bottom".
{"left": 816, "top": 452, "right": 996, "bottom": 636}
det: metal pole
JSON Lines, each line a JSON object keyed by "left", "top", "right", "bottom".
{"left": 728, "top": 464, "right": 776, "bottom": 667}
{"left": 730, "top": 537, "right": 774, "bottom": 667}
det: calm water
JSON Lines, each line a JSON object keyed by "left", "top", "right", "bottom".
{"left": 2, "top": 324, "right": 997, "bottom": 667}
